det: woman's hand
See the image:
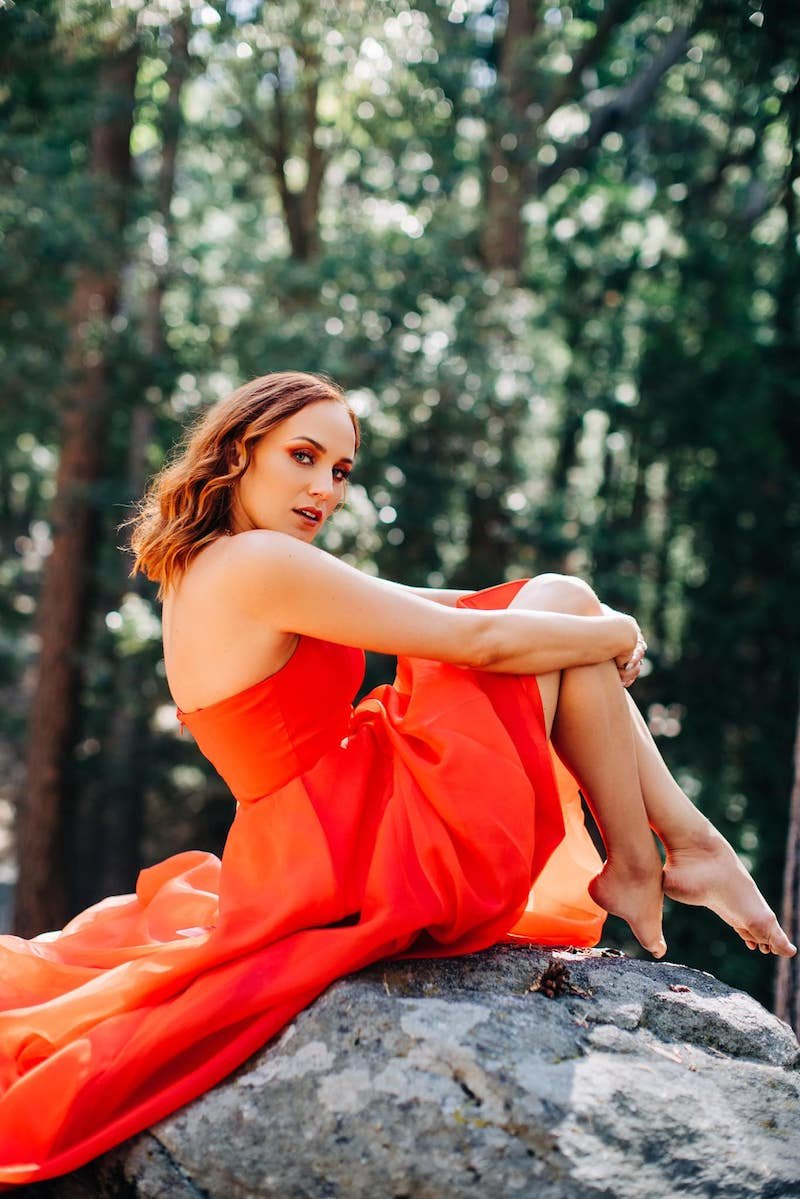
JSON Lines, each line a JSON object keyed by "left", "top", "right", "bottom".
{"left": 616, "top": 632, "right": 647, "bottom": 688}
{"left": 604, "top": 604, "right": 647, "bottom": 689}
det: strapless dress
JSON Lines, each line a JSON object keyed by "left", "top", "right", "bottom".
{"left": 0, "top": 578, "right": 604, "bottom": 1185}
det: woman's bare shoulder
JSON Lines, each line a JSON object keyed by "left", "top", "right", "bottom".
{"left": 166, "top": 531, "right": 299, "bottom": 614}
{"left": 162, "top": 537, "right": 298, "bottom": 711}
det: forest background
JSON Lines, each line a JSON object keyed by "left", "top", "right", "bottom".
{"left": 1, "top": 0, "right": 798, "bottom": 1014}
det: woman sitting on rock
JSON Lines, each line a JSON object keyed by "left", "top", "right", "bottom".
{"left": 0, "top": 369, "right": 794, "bottom": 1186}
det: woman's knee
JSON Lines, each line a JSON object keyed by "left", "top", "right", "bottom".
{"left": 514, "top": 572, "right": 602, "bottom": 617}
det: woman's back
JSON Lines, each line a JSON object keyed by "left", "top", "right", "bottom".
{"left": 162, "top": 537, "right": 300, "bottom": 715}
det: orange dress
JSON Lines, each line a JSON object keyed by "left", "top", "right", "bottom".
{"left": 0, "top": 579, "right": 604, "bottom": 1186}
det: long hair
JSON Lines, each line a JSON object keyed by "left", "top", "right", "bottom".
{"left": 125, "top": 371, "right": 360, "bottom": 600}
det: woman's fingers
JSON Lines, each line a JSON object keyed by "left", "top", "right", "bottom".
{"left": 623, "top": 636, "right": 647, "bottom": 671}
{"left": 618, "top": 665, "right": 640, "bottom": 688}
{"left": 617, "top": 636, "right": 648, "bottom": 687}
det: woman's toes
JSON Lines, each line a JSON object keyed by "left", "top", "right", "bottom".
{"left": 737, "top": 918, "right": 776, "bottom": 953}
{"left": 737, "top": 920, "right": 795, "bottom": 956}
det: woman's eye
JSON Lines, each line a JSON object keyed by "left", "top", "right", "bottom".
{"left": 292, "top": 450, "right": 350, "bottom": 482}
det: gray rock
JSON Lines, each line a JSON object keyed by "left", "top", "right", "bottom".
{"left": 23, "top": 946, "right": 800, "bottom": 1199}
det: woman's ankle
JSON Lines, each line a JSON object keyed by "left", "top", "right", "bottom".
{"left": 604, "top": 841, "right": 663, "bottom": 880}
{"left": 662, "top": 817, "right": 724, "bottom": 858}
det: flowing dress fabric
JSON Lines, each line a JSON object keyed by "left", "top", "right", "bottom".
{"left": 0, "top": 578, "right": 605, "bottom": 1185}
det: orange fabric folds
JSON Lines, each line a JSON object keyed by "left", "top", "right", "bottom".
{"left": 0, "top": 578, "right": 604, "bottom": 1186}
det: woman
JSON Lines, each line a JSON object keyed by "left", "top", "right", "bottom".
{"left": 0, "top": 370, "right": 793, "bottom": 1186}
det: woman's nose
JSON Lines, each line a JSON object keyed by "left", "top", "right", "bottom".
{"left": 308, "top": 471, "right": 333, "bottom": 498}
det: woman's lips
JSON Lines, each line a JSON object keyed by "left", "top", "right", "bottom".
{"left": 293, "top": 509, "right": 321, "bottom": 525}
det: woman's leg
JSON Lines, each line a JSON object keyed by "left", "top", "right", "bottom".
{"left": 624, "top": 692, "right": 795, "bottom": 956}
{"left": 508, "top": 591, "right": 667, "bottom": 958}
{"left": 515, "top": 574, "right": 795, "bottom": 958}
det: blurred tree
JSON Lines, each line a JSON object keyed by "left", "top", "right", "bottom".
{"left": 481, "top": 0, "right": 540, "bottom": 272}
{"left": 14, "top": 9, "right": 139, "bottom": 936}
{"left": 776, "top": 692, "right": 800, "bottom": 1034}
{"left": 96, "top": 12, "right": 193, "bottom": 901}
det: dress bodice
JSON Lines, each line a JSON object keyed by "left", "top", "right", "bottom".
{"left": 176, "top": 636, "right": 366, "bottom": 803}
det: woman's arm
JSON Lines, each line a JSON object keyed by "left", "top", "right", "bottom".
{"left": 390, "top": 583, "right": 477, "bottom": 608}
{"left": 227, "top": 530, "right": 638, "bottom": 674}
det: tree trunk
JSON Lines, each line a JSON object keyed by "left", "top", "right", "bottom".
{"left": 776, "top": 688, "right": 800, "bottom": 1034}
{"left": 480, "top": 0, "right": 540, "bottom": 275}
{"left": 272, "top": 43, "right": 326, "bottom": 262}
{"left": 773, "top": 77, "right": 800, "bottom": 1036}
{"left": 14, "top": 43, "right": 138, "bottom": 937}
{"left": 480, "top": 0, "right": 644, "bottom": 273}
{"left": 100, "top": 17, "right": 190, "bottom": 899}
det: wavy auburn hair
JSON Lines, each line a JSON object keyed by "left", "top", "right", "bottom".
{"left": 125, "top": 371, "right": 360, "bottom": 600}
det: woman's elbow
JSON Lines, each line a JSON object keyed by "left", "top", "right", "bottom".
{"left": 456, "top": 614, "right": 497, "bottom": 670}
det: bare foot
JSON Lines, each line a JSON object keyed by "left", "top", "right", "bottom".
{"left": 589, "top": 850, "right": 667, "bottom": 959}
{"left": 663, "top": 826, "right": 797, "bottom": 957}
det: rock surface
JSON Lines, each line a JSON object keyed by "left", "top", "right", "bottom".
{"left": 24, "top": 945, "right": 800, "bottom": 1199}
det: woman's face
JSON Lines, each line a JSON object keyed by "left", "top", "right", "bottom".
{"left": 229, "top": 400, "right": 357, "bottom": 540}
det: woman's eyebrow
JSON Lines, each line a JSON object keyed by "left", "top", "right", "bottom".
{"left": 288, "top": 435, "right": 354, "bottom": 465}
